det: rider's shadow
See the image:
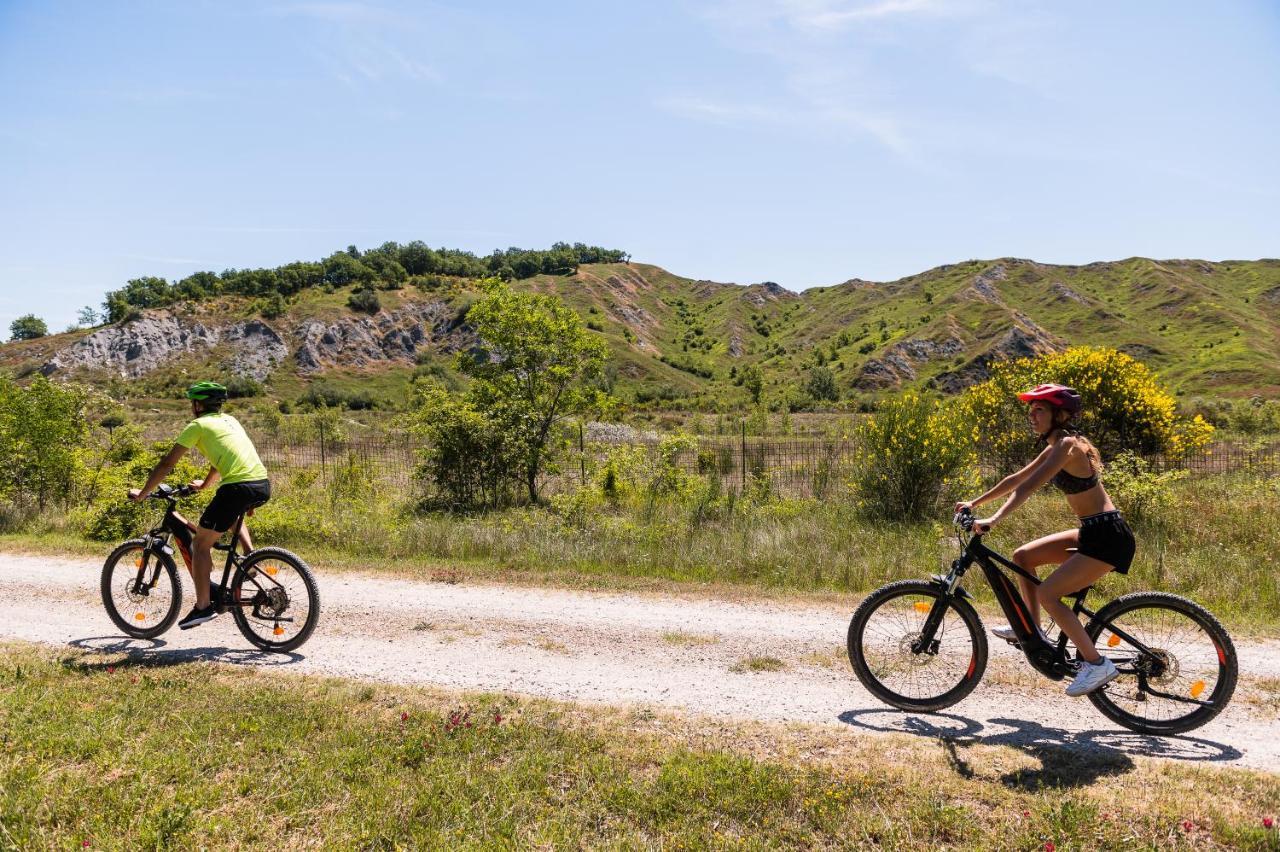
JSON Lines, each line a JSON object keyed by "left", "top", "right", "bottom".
{"left": 67, "top": 636, "right": 304, "bottom": 668}
{"left": 838, "top": 709, "right": 1241, "bottom": 790}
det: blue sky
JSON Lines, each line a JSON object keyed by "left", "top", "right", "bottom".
{"left": 2, "top": 0, "right": 1278, "bottom": 332}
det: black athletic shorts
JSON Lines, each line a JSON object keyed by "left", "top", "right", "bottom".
{"left": 199, "top": 479, "right": 271, "bottom": 533}
{"left": 1076, "top": 510, "right": 1136, "bottom": 574}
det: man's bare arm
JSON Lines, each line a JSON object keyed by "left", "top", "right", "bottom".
{"left": 129, "top": 445, "right": 189, "bottom": 501}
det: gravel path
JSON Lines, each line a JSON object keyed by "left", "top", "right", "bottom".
{"left": 2, "top": 551, "right": 1276, "bottom": 772}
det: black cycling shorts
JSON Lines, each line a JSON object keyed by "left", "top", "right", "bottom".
{"left": 199, "top": 479, "right": 271, "bottom": 533}
{"left": 1076, "top": 510, "right": 1136, "bottom": 574}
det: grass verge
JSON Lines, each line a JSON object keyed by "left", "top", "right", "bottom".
{"left": 1, "top": 643, "right": 1278, "bottom": 849}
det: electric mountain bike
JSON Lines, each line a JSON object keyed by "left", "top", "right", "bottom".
{"left": 846, "top": 507, "right": 1236, "bottom": 735}
{"left": 100, "top": 483, "right": 320, "bottom": 653}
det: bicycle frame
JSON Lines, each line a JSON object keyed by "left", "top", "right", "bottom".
{"left": 136, "top": 492, "right": 288, "bottom": 621}
{"left": 925, "top": 531, "right": 1168, "bottom": 685}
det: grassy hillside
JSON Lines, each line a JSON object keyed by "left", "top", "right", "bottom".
{"left": 534, "top": 256, "right": 1280, "bottom": 404}
{"left": 3, "top": 256, "right": 1279, "bottom": 408}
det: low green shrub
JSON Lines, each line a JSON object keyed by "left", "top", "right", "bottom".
{"left": 851, "top": 392, "right": 978, "bottom": 521}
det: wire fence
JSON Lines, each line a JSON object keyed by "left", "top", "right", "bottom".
{"left": 252, "top": 429, "right": 1280, "bottom": 501}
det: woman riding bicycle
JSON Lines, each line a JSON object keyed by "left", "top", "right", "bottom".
{"left": 955, "top": 383, "right": 1136, "bottom": 697}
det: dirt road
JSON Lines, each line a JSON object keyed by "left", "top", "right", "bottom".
{"left": 1, "top": 551, "right": 1275, "bottom": 771}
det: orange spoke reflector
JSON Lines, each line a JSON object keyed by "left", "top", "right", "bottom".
{"left": 913, "top": 602, "right": 931, "bottom": 613}
{"left": 134, "top": 612, "right": 146, "bottom": 621}
{"left": 264, "top": 566, "right": 278, "bottom": 576}
{"left": 1190, "top": 680, "right": 1206, "bottom": 699}
{"left": 135, "top": 558, "right": 144, "bottom": 568}
{"left": 1107, "top": 634, "right": 1121, "bottom": 647}
{"left": 272, "top": 626, "right": 285, "bottom": 636}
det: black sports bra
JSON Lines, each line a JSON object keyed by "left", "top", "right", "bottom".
{"left": 1052, "top": 466, "right": 1099, "bottom": 494}
{"left": 1040, "top": 427, "right": 1100, "bottom": 494}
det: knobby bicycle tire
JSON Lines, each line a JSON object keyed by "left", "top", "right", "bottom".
{"left": 230, "top": 546, "right": 321, "bottom": 653}
{"left": 1086, "top": 591, "right": 1237, "bottom": 736}
{"left": 101, "top": 538, "right": 183, "bottom": 639}
{"left": 848, "top": 579, "right": 989, "bottom": 713}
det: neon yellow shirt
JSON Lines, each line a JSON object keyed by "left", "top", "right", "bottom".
{"left": 175, "top": 412, "right": 268, "bottom": 485}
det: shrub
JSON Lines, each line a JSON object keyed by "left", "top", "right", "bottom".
{"left": 852, "top": 392, "right": 978, "bottom": 521}
{"left": 405, "top": 380, "right": 519, "bottom": 511}
{"left": 225, "top": 375, "right": 263, "bottom": 398}
{"left": 72, "top": 439, "right": 208, "bottom": 541}
{"left": 804, "top": 365, "right": 838, "bottom": 402}
{"left": 958, "top": 346, "right": 1213, "bottom": 469}
{"left": 1102, "top": 452, "right": 1187, "bottom": 531}
{"left": 298, "top": 383, "right": 375, "bottom": 411}
{"left": 256, "top": 292, "right": 287, "bottom": 319}
{"left": 646, "top": 434, "right": 697, "bottom": 498}
{"left": 347, "top": 289, "right": 381, "bottom": 314}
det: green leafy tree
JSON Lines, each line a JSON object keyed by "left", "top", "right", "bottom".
{"left": 0, "top": 376, "right": 90, "bottom": 508}
{"left": 455, "top": 281, "right": 611, "bottom": 503}
{"left": 77, "top": 306, "right": 101, "bottom": 328}
{"left": 9, "top": 314, "right": 48, "bottom": 341}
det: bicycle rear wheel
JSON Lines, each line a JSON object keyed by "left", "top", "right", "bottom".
{"left": 229, "top": 547, "right": 320, "bottom": 653}
{"left": 1086, "top": 592, "right": 1236, "bottom": 735}
{"left": 847, "top": 580, "right": 988, "bottom": 712}
{"left": 101, "top": 539, "right": 183, "bottom": 639}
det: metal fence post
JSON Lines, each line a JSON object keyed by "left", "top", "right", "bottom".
{"left": 318, "top": 420, "right": 327, "bottom": 485}
{"left": 579, "top": 422, "right": 586, "bottom": 485}
{"left": 740, "top": 420, "right": 747, "bottom": 491}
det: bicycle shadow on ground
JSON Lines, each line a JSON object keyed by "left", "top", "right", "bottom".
{"left": 837, "top": 709, "right": 1241, "bottom": 791}
{"left": 66, "top": 635, "right": 304, "bottom": 669}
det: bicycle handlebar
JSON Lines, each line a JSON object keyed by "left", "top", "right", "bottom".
{"left": 148, "top": 483, "right": 193, "bottom": 500}
{"left": 953, "top": 506, "right": 975, "bottom": 531}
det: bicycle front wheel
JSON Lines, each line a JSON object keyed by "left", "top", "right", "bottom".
{"left": 230, "top": 547, "right": 320, "bottom": 653}
{"left": 847, "top": 580, "right": 988, "bottom": 712}
{"left": 101, "top": 539, "right": 183, "bottom": 639}
{"left": 1086, "top": 592, "right": 1236, "bottom": 735}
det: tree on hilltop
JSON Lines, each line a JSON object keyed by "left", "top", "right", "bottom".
{"left": 9, "top": 314, "right": 48, "bottom": 341}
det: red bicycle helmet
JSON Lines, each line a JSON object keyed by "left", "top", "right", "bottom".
{"left": 1017, "top": 383, "right": 1082, "bottom": 413}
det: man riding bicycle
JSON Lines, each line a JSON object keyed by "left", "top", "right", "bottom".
{"left": 130, "top": 381, "right": 271, "bottom": 630}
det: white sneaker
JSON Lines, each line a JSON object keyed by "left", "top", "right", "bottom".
{"left": 991, "top": 624, "right": 1050, "bottom": 644}
{"left": 1065, "top": 656, "right": 1119, "bottom": 697}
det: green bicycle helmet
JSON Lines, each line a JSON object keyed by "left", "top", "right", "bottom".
{"left": 185, "top": 381, "right": 228, "bottom": 403}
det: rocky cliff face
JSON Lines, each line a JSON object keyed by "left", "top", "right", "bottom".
{"left": 40, "top": 300, "right": 469, "bottom": 380}
{"left": 41, "top": 313, "right": 288, "bottom": 380}
{"left": 294, "top": 301, "right": 470, "bottom": 372}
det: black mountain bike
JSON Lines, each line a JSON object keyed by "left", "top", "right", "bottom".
{"left": 100, "top": 484, "right": 320, "bottom": 653}
{"left": 846, "top": 507, "right": 1236, "bottom": 735}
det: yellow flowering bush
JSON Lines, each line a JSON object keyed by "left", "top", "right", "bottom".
{"left": 957, "top": 347, "right": 1213, "bottom": 469}
{"left": 852, "top": 392, "right": 979, "bottom": 520}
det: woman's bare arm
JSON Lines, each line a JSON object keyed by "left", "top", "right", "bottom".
{"left": 983, "top": 438, "right": 1074, "bottom": 527}
{"left": 968, "top": 444, "right": 1054, "bottom": 508}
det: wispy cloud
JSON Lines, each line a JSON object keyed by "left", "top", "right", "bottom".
{"left": 662, "top": 0, "right": 1003, "bottom": 161}
{"left": 265, "top": 2, "right": 441, "bottom": 88}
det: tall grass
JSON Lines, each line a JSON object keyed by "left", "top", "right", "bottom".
{"left": 241, "top": 468, "right": 1280, "bottom": 628}
{"left": 5, "top": 464, "right": 1278, "bottom": 629}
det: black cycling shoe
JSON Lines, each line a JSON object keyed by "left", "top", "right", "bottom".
{"left": 179, "top": 603, "right": 219, "bottom": 630}
{"left": 208, "top": 583, "right": 225, "bottom": 611}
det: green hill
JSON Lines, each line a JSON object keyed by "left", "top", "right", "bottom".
{"left": 4, "top": 256, "right": 1279, "bottom": 409}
